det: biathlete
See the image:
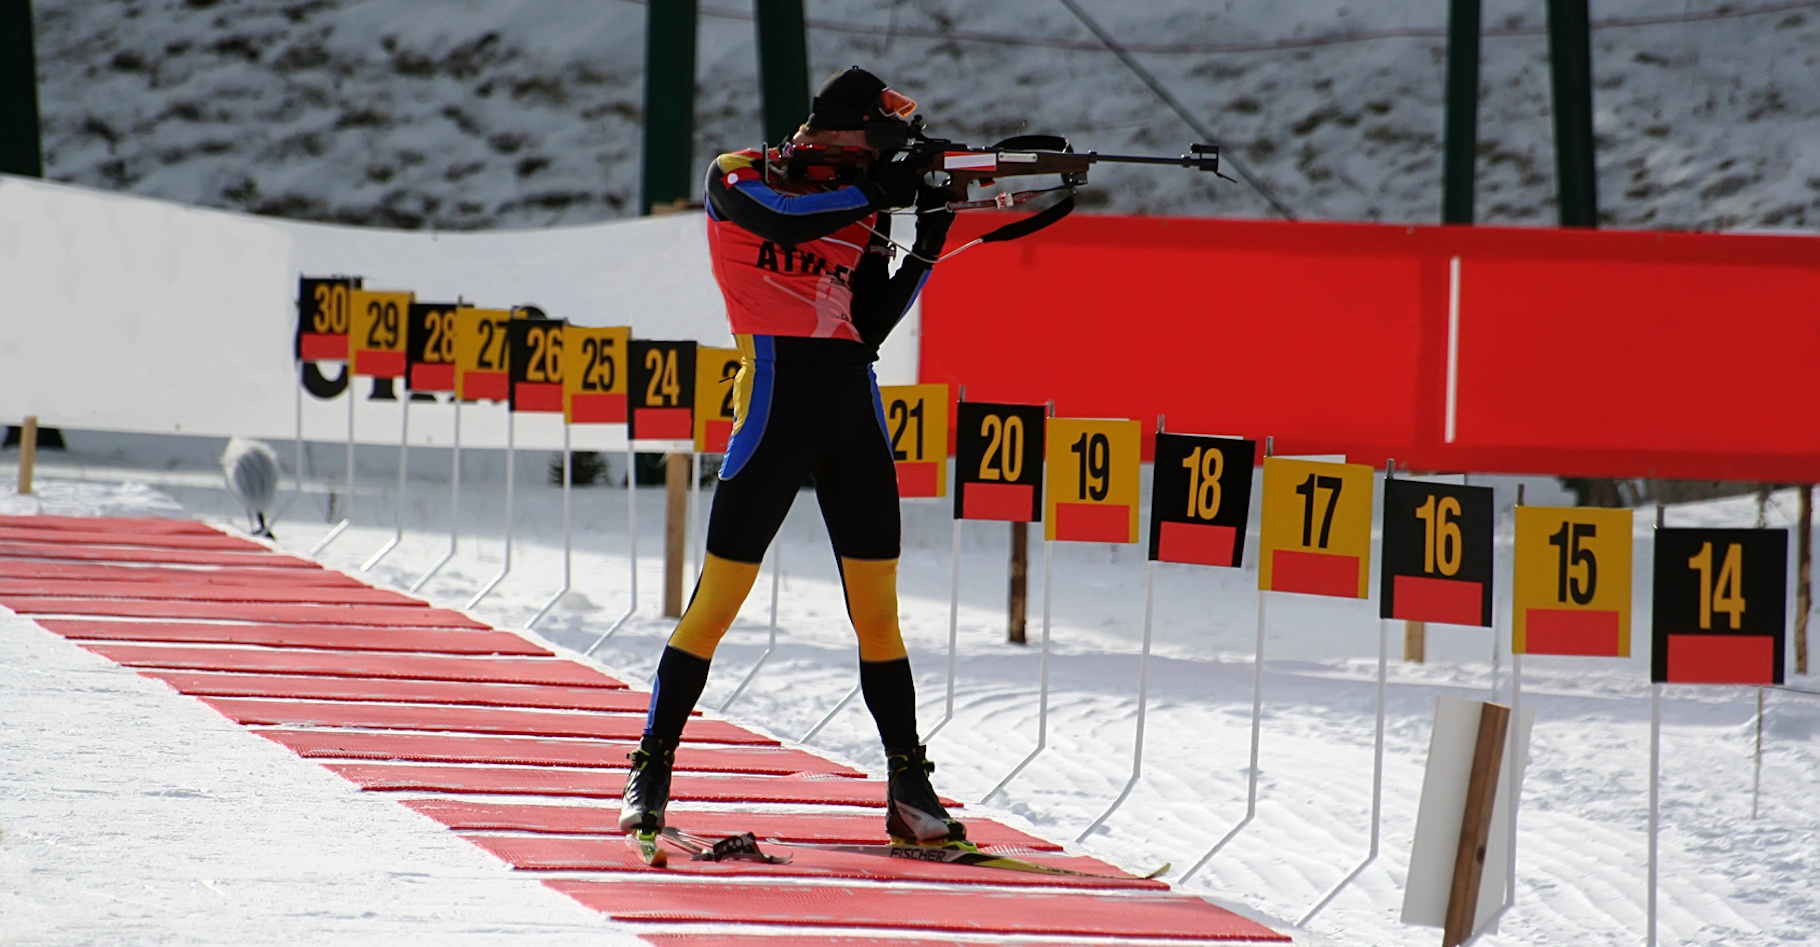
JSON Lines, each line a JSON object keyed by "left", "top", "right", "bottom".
{"left": 619, "top": 67, "right": 965, "bottom": 847}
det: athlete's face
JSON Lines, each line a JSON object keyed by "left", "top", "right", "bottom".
{"left": 791, "top": 128, "right": 877, "bottom": 155}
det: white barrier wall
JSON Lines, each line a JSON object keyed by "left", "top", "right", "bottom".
{"left": 0, "top": 175, "right": 919, "bottom": 452}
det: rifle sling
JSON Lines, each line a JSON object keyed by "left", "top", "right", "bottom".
{"left": 978, "top": 191, "right": 1075, "bottom": 244}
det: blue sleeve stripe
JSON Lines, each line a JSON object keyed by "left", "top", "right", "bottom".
{"left": 733, "top": 181, "right": 871, "bottom": 217}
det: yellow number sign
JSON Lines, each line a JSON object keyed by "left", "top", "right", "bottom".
{"left": 1258, "top": 457, "right": 1375, "bottom": 598}
{"left": 1513, "top": 506, "right": 1633, "bottom": 656}
{"left": 563, "top": 325, "right": 631, "bottom": 424}
{"left": 879, "top": 384, "right": 949, "bottom": 498}
{"left": 1044, "top": 418, "right": 1140, "bottom": 543}
{"left": 454, "top": 308, "right": 513, "bottom": 401}
{"left": 694, "top": 347, "right": 742, "bottom": 452}
{"left": 348, "top": 289, "right": 413, "bottom": 378}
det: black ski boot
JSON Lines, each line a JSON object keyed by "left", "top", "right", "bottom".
{"left": 619, "top": 734, "right": 676, "bottom": 833}
{"left": 885, "top": 744, "right": 966, "bottom": 844}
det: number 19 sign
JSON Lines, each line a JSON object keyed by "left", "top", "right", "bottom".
{"left": 1513, "top": 506, "right": 1633, "bottom": 656}
{"left": 1045, "top": 418, "right": 1140, "bottom": 543}
{"left": 1258, "top": 457, "right": 1376, "bottom": 598}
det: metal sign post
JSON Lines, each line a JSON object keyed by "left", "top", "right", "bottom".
{"left": 465, "top": 409, "right": 514, "bottom": 609}
{"left": 308, "top": 385, "right": 356, "bottom": 555}
{"left": 586, "top": 442, "right": 640, "bottom": 653}
{"left": 526, "top": 422, "right": 573, "bottom": 629}
{"left": 409, "top": 399, "right": 461, "bottom": 593}
{"left": 923, "top": 518, "right": 964, "bottom": 743}
{"left": 1182, "top": 587, "right": 1269, "bottom": 882}
{"left": 984, "top": 538, "right": 1055, "bottom": 801}
{"left": 360, "top": 394, "right": 410, "bottom": 571}
{"left": 1078, "top": 558, "right": 1158, "bottom": 840}
{"left": 1299, "top": 615, "right": 1391, "bottom": 924}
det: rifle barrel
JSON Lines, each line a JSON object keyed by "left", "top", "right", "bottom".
{"left": 1084, "top": 151, "right": 1221, "bottom": 171}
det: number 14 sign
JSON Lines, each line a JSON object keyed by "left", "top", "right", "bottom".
{"left": 1652, "top": 528, "right": 1787, "bottom": 684}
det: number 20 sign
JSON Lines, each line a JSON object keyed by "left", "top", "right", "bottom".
{"left": 1258, "top": 457, "right": 1376, "bottom": 598}
{"left": 1044, "top": 418, "right": 1140, "bottom": 544}
{"left": 954, "top": 402, "right": 1045, "bottom": 522}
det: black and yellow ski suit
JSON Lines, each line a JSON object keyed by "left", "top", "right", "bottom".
{"left": 637, "top": 150, "right": 951, "bottom": 755}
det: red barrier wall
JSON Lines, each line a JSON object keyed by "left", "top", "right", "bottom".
{"left": 918, "top": 214, "right": 1820, "bottom": 481}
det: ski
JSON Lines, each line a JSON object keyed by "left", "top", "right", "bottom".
{"left": 660, "top": 827, "right": 791, "bottom": 864}
{"left": 629, "top": 829, "right": 667, "bottom": 867}
{"left": 762, "top": 837, "right": 1170, "bottom": 882}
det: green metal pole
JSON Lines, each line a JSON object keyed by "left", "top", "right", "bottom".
{"left": 641, "top": 0, "right": 699, "bottom": 215}
{"left": 1441, "top": 0, "right": 1481, "bottom": 224}
{"left": 1546, "top": 0, "right": 1598, "bottom": 227}
{"left": 1, "top": 0, "right": 44, "bottom": 177}
{"left": 754, "top": 0, "right": 810, "bottom": 147}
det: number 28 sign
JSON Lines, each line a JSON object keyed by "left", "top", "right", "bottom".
{"left": 1044, "top": 418, "right": 1140, "bottom": 544}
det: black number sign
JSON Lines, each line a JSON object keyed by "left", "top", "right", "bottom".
{"left": 405, "top": 301, "right": 459, "bottom": 392}
{"left": 295, "top": 275, "right": 360, "bottom": 361}
{"left": 1148, "top": 432, "right": 1255, "bottom": 567}
{"left": 628, "top": 339, "right": 698, "bottom": 441}
{"left": 1651, "top": 528, "right": 1787, "bottom": 685}
{"left": 507, "top": 316, "right": 565, "bottom": 412}
{"left": 953, "top": 401, "right": 1045, "bottom": 522}
{"left": 1379, "top": 479, "right": 1494, "bottom": 626}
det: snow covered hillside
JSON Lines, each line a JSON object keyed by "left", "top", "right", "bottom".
{"left": 31, "top": 0, "right": 1820, "bottom": 231}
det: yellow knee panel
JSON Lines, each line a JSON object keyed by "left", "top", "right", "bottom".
{"left": 840, "top": 557, "right": 907, "bottom": 662}
{"left": 667, "top": 553, "right": 763, "bottom": 659}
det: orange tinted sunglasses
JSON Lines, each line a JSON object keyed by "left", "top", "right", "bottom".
{"left": 878, "top": 88, "right": 917, "bottom": 120}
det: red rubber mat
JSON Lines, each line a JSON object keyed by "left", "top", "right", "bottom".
{"left": 0, "top": 597, "right": 486, "bottom": 627}
{"left": 328, "top": 763, "right": 914, "bottom": 807}
{"left": 86, "top": 644, "right": 621, "bottom": 688}
{"left": 0, "top": 579, "right": 422, "bottom": 606}
{"left": 258, "top": 730, "right": 859, "bottom": 776}
{"left": 140, "top": 671, "right": 640, "bottom": 708}
{"left": 199, "top": 696, "right": 766, "bottom": 743}
{"left": 46, "top": 619, "right": 551, "bottom": 656}
{"left": 468, "top": 834, "right": 1161, "bottom": 890}
{"left": 402, "top": 800, "right": 1058, "bottom": 850}
{"left": 548, "top": 880, "right": 1287, "bottom": 941}
{"left": 0, "top": 525, "right": 263, "bottom": 550}
{"left": 0, "top": 560, "right": 358, "bottom": 586}
{"left": 0, "top": 514, "right": 221, "bottom": 534}
{"left": 0, "top": 540, "right": 318, "bottom": 568}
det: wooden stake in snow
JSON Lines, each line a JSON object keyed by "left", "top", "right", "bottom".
{"left": 17, "top": 415, "right": 36, "bottom": 494}
{"left": 1444, "top": 702, "right": 1510, "bottom": 947}
{"left": 1798, "top": 485, "right": 1812, "bottom": 677}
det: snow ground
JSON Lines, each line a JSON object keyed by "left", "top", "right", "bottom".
{"left": 31, "top": 0, "right": 1820, "bottom": 230}
{"left": 2, "top": 436, "right": 1816, "bottom": 946}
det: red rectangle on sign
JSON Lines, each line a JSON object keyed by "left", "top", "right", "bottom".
{"left": 409, "top": 363, "right": 455, "bottom": 393}
{"left": 701, "top": 419, "right": 733, "bottom": 453}
{"left": 1524, "top": 608, "right": 1621, "bottom": 656}
{"left": 570, "top": 393, "right": 627, "bottom": 424}
{"left": 962, "top": 482, "right": 1034, "bottom": 521}
{"left": 463, "top": 372, "right": 508, "bottom": 402}
{"left": 1393, "top": 575, "right": 1485, "bottom": 626}
{"left": 514, "top": 382, "right": 564, "bottom": 413}
{"left": 1271, "top": 549, "right": 1362, "bottom": 598}
{"left": 1054, "top": 503, "right": 1131, "bottom": 543}
{"left": 355, "top": 350, "right": 406, "bottom": 378}
{"left": 1666, "top": 634, "right": 1776, "bottom": 685}
{"left": 299, "top": 333, "right": 347, "bottom": 361}
{"left": 1157, "top": 522, "right": 1236, "bottom": 566}
{"left": 895, "top": 461, "right": 939, "bottom": 498}
{"left": 633, "top": 407, "right": 693, "bottom": 440}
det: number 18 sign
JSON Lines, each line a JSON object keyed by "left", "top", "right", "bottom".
{"left": 1148, "top": 433, "right": 1255, "bottom": 567}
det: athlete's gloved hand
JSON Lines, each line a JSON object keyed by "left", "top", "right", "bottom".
{"left": 912, "top": 183, "right": 955, "bottom": 259}
{"left": 860, "top": 159, "right": 920, "bottom": 209}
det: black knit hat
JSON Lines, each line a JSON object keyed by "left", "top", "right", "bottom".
{"left": 806, "top": 67, "right": 892, "bottom": 130}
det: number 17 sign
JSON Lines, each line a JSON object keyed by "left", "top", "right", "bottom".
{"left": 1258, "top": 457, "right": 1376, "bottom": 598}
